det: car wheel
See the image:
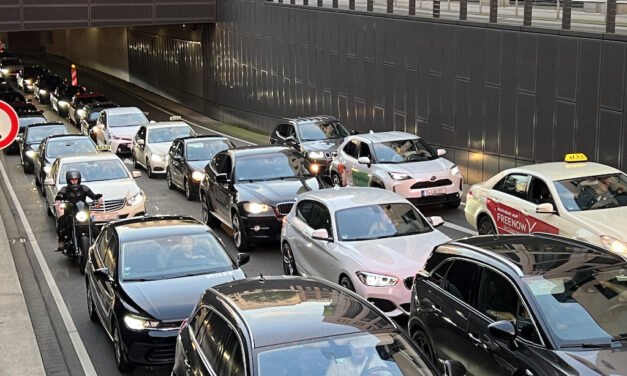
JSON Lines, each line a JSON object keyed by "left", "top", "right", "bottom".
{"left": 79, "top": 235, "right": 89, "bottom": 275}
{"left": 232, "top": 212, "right": 249, "bottom": 251}
{"left": 113, "top": 322, "right": 134, "bottom": 372}
{"left": 370, "top": 182, "right": 385, "bottom": 189}
{"left": 412, "top": 330, "right": 436, "bottom": 365}
{"left": 339, "top": 275, "right": 355, "bottom": 292}
{"left": 201, "top": 195, "right": 220, "bottom": 228}
{"left": 166, "top": 168, "right": 175, "bottom": 190}
{"left": 184, "top": 178, "right": 196, "bottom": 201}
{"left": 282, "top": 242, "right": 298, "bottom": 276}
{"left": 443, "top": 199, "right": 461, "bottom": 210}
{"left": 146, "top": 158, "right": 155, "bottom": 179}
{"left": 132, "top": 153, "right": 139, "bottom": 169}
{"left": 86, "top": 282, "right": 98, "bottom": 323}
{"left": 478, "top": 215, "right": 496, "bottom": 235}
{"left": 331, "top": 172, "right": 343, "bottom": 187}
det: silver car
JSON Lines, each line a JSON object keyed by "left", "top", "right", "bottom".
{"left": 280, "top": 186, "right": 450, "bottom": 317}
{"left": 330, "top": 131, "right": 464, "bottom": 209}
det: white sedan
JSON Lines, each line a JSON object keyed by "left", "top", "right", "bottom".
{"left": 281, "top": 186, "right": 450, "bottom": 317}
{"left": 465, "top": 153, "right": 627, "bottom": 256}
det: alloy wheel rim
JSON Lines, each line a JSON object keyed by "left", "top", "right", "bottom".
{"left": 332, "top": 174, "right": 340, "bottom": 185}
{"left": 113, "top": 327, "right": 121, "bottom": 363}
{"left": 480, "top": 220, "right": 494, "bottom": 234}
{"left": 185, "top": 180, "right": 190, "bottom": 198}
{"left": 166, "top": 170, "right": 171, "bottom": 186}
{"left": 233, "top": 216, "right": 241, "bottom": 247}
{"left": 202, "top": 201, "right": 209, "bottom": 223}
{"left": 282, "top": 244, "right": 294, "bottom": 274}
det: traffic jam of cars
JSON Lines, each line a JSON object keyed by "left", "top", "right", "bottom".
{"left": 2, "top": 51, "right": 627, "bottom": 376}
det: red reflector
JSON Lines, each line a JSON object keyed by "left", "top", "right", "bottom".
{"left": 338, "top": 164, "right": 345, "bottom": 174}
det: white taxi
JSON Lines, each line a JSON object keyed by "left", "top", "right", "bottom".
{"left": 465, "top": 153, "right": 627, "bottom": 256}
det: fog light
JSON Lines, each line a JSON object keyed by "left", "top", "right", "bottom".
{"left": 253, "top": 225, "right": 261, "bottom": 232}
{"left": 310, "top": 164, "right": 320, "bottom": 173}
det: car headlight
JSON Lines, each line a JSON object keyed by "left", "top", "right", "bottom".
{"left": 307, "top": 151, "right": 325, "bottom": 160}
{"left": 25, "top": 150, "right": 36, "bottom": 158}
{"left": 77, "top": 109, "right": 85, "bottom": 117}
{"left": 243, "top": 202, "right": 271, "bottom": 214}
{"left": 150, "top": 153, "right": 164, "bottom": 163}
{"left": 75, "top": 211, "right": 89, "bottom": 222}
{"left": 39, "top": 89, "right": 47, "bottom": 95}
{"left": 191, "top": 171, "right": 205, "bottom": 181}
{"left": 127, "top": 192, "right": 144, "bottom": 206}
{"left": 44, "top": 165, "right": 51, "bottom": 174}
{"left": 450, "top": 165, "right": 460, "bottom": 176}
{"left": 389, "top": 172, "right": 410, "bottom": 181}
{"left": 58, "top": 100, "right": 69, "bottom": 107}
{"left": 356, "top": 271, "right": 398, "bottom": 287}
{"left": 25, "top": 79, "right": 32, "bottom": 85}
{"left": 1, "top": 69, "right": 9, "bottom": 75}
{"left": 123, "top": 314, "right": 160, "bottom": 331}
{"left": 600, "top": 236, "right": 627, "bottom": 255}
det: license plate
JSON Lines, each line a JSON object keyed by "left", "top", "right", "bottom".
{"left": 421, "top": 187, "right": 446, "bottom": 197}
{"left": 92, "top": 212, "right": 118, "bottom": 222}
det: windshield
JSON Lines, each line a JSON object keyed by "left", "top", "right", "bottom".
{"left": 335, "top": 203, "right": 432, "bottom": 241}
{"left": 46, "top": 139, "right": 97, "bottom": 158}
{"left": 374, "top": 139, "right": 437, "bottom": 163}
{"left": 299, "top": 121, "right": 351, "bottom": 141}
{"left": 26, "top": 125, "right": 68, "bottom": 143}
{"left": 2, "top": 59, "right": 20, "bottom": 66}
{"left": 59, "top": 159, "right": 129, "bottom": 183}
{"left": 186, "top": 140, "right": 232, "bottom": 161}
{"left": 235, "top": 151, "right": 313, "bottom": 181}
{"left": 257, "top": 331, "right": 435, "bottom": 376}
{"left": 88, "top": 112, "right": 100, "bottom": 121}
{"left": 39, "top": 77, "right": 60, "bottom": 87}
{"left": 19, "top": 117, "right": 46, "bottom": 127}
{"left": 121, "top": 233, "right": 234, "bottom": 281}
{"left": 148, "top": 126, "right": 193, "bottom": 143}
{"left": 108, "top": 112, "right": 147, "bottom": 127}
{"left": 523, "top": 266, "right": 627, "bottom": 346}
{"left": 1, "top": 93, "right": 25, "bottom": 102}
{"left": 554, "top": 173, "right": 627, "bottom": 211}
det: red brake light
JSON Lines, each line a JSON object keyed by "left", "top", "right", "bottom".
{"left": 467, "top": 190, "right": 473, "bottom": 200}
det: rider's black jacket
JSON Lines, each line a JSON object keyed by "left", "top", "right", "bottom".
{"left": 55, "top": 185, "right": 101, "bottom": 204}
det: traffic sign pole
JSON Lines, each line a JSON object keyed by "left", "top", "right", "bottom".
{"left": 71, "top": 64, "right": 78, "bottom": 86}
{"left": 0, "top": 100, "right": 20, "bottom": 150}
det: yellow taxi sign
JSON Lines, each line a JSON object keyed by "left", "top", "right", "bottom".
{"left": 96, "top": 144, "right": 111, "bottom": 152}
{"left": 565, "top": 153, "right": 587, "bottom": 163}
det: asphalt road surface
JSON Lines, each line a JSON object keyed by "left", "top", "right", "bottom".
{"left": 1, "top": 59, "right": 476, "bottom": 375}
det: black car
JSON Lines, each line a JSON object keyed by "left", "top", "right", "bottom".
{"left": 34, "top": 135, "right": 98, "bottom": 190}
{"left": 0, "top": 90, "right": 26, "bottom": 103}
{"left": 200, "top": 145, "right": 325, "bottom": 251}
{"left": 33, "top": 74, "right": 62, "bottom": 104}
{"left": 270, "top": 116, "right": 356, "bottom": 178}
{"left": 17, "top": 66, "right": 45, "bottom": 92}
{"left": 173, "top": 276, "right": 465, "bottom": 376}
{"left": 69, "top": 92, "right": 107, "bottom": 125}
{"left": 408, "top": 233, "right": 627, "bottom": 376}
{"left": 85, "top": 215, "right": 250, "bottom": 371}
{"left": 4, "top": 103, "right": 46, "bottom": 154}
{"left": 19, "top": 122, "right": 69, "bottom": 173}
{"left": 50, "top": 84, "right": 85, "bottom": 116}
{"left": 166, "top": 135, "right": 235, "bottom": 201}
{"left": 0, "top": 81, "right": 14, "bottom": 92}
{"left": 80, "top": 102, "right": 119, "bottom": 140}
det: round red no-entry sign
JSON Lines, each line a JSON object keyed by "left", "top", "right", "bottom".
{"left": 0, "top": 100, "right": 19, "bottom": 150}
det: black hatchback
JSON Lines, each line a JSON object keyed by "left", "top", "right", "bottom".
{"left": 408, "top": 233, "right": 627, "bottom": 376}
{"left": 173, "top": 276, "right": 465, "bottom": 376}
{"left": 85, "top": 215, "right": 250, "bottom": 371}
{"left": 19, "top": 122, "right": 68, "bottom": 173}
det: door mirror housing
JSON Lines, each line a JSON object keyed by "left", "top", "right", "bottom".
{"left": 488, "top": 320, "right": 517, "bottom": 342}
{"left": 43, "top": 178, "right": 54, "bottom": 186}
{"left": 357, "top": 156, "right": 371, "bottom": 165}
{"left": 237, "top": 252, "right": 250, "bottom": 267}
{"left": 216, "top": 173, "right": 230, "bottom": 185}
{"left": 94, "top": 268, "right": 114, "bottom": 282}
{"left": 429, "top": 216, "right": 444, "bottom": 228}
{"left": 536, "top": 202, "right": 556, "bottom": 214}
{"left": 132, "top": 170, "right": 142, "bottom": 178}
{"left": 286, "top": 136, "right": 298, "bottom": 146}
{"left": 312, "top": 228, "right": 332, "bottom": 241}
{"left": 437, "top": 149, "right": 447, "bottom": 157}
{"left": 15, "top": 135, "right": 23, "bottom": 143}
{"left": 350, "top": 129, "right": 359, "bottom": 135}
{"left": 444, "top": 360, "right": 466, "bottom": 376}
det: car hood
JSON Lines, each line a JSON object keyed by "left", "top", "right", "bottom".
{"left": 71, "top": 179, "right": 141, "bottom": 199}
{"left": 568, "top": 208, "right": 627, "bottom": 242}
{"left": 109, "top": 126, "right": 140, "bottom": 139}
{"left": 557, "top": 347, "right": 627, "bottom": 375}
{"left": 148, "top": 143, "right": 172, "bottom": 156}
{"left": 188, "top": 160, "right": 210, "bottom": 171}
{"left": 121, "top": 269, "right": 246, "bottom": 320}
{"left": 377, "top": 158, "right": 454, "bottom": 175}
{"left": 339, "top": 230, "right": 451, "bottom": 277}
{"left": 238, "top": 177, "right": 322, "bottom": 205}
{"left": 301, "top": 139, "right": 343, "bottom": 152}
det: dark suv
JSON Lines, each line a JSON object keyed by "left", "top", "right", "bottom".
{"left": 408, "top": 233, "right": 627, "bottom": 376}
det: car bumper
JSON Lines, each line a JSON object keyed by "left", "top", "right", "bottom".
{"left": 122, "top": 329, "right": 178, "bottom": 365}
{"left": 392, "top": 176, "right": 463, "bottom": 206}
{"left": 356, "top": 281, "right": 413, "bottom": 317}
{"left": 149, "top": 156, "right": 167, "bottom": 174}
{"left": 110, "top": 139, "right": 134, "bottom": 154}
{"left": 241, "top": 214, "right": 283, "bottom": 242}
{"left": 90, "top": 202, "right": 146, "bottom": 225}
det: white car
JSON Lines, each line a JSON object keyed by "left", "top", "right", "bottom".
{"left": 43, "top": 153, "right": 146, "bottom": 225}
{"left": 131, "top": 118, "right": 195, "bottom": 178}
{"left": 94, "top": 107, "right": 148, "bottom": 155}
{"left": 465, "top": 153, "right": 627, "bottom": 256}
{"left": 330, "top": 131, "right": 463, "bottom": 209}
{"left": 0, "top": 57, "right": 23, "bottom": 79}
{"left": 281, "top": 187, "right": 450, "bottom": 317}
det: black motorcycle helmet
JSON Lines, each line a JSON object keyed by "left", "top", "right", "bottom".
{"left": 66, "top": 170, "right": 82, "bottom": 187}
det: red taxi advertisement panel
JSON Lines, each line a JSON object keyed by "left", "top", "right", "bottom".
{"left": 487, "top": 198, "right": 559, "bottom": 235}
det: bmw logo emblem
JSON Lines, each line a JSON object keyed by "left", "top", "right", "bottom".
{"left": 430, "top": 176, "right": 437, "bottom": 181}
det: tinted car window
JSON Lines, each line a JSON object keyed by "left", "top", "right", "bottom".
{"left": 554, "top": 173, "right": 627, "bottom": 211}
{"left": 148, "top": 126, "right": 194, "bottom": 143}
{"left": 190, "top": 306, "right": 209, "bottom": 337}
{"left": 493, "top": 174, "right": 530, "bottom": 200}
{"left": 108, "top": 112, "right": 147, "bottom": 127}
{"left": 298, "top": 121, "right": 350, "bottom": 141}
{"left": 199, "top": 312, "right": 241, "bottom": 374}
{"left": 46, "top": 138, "right": 97, "bottom": 158}
{"left": 343, "top": 140, "right": 358, "bottom": 159}
{"left": 186, "top": 140, "right": 232, "bottom": 161}
{"left": 373, "top": 139, "right": 437, "bottom": 163}
{"left": 430, "top": 260, "right": 452, "bottom": 287}
{"left": 26, "top": 125, "right": 68, "bottom": 143}
{"left": 103, "top": 236, "right": 117, "bottom": 278}
{"left": 234, "top": 151, "right": 312, "bottom": 181}
{"left": 296, "top": 201, "right": 314, "bottom": 222}
{"left": 306, "top": 202, "right": 332, "bottom": 235}
{"left": 59, "top": 160, "right": 129, "bottom": 183}
{"left": 358, "top": 142, "right": 372, "bottom": 159}
{"left": 443, "top": 260, "right": 481, "bottom": 304}
{"left": 94, "top": 229, "right": 111, "bottom": 260}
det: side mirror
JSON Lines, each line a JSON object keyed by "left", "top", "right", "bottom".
{"left": 137, "top": 139, "right": 145, "bottom": 146}
{"left": 43, "top": 178, "right": 54, "bottom": 186}
{"left": 350, "top": 129, "right": 359, "bottom": 135}
{"left": 132, "top": 170, "right": 141, "bottom": 178}
{"left": 216, "top": 173, "right": 230, "bottom": 185}
{"left": 237, "top": 252, "right": 250, "bottom": 267}
{"left": 286, "top": 136, "right": 298, "bottom": 146}
{"left": 444, "top": 360, "right": 466, "bottom": 376}
{"left": 312, "top": 228, "right": 331, "bottom": 241}
{"left": 357, "top": 156, "right": 371, "bottom": 165}
{"left": 536, "top": 203, "right": 556, "bottom": 214}
{"left": 437, "top": 149, "right": 447, "bottom": 157}
{"left": 488, "top": 320, "right": 517, "bottom": 342}
{"left": 93, "top": 268, "right": 113, "bottom": 282}
{"left": 429, "top": 216, "right": 444, "bottom": 228}
{"left": 15, "top": 135, "right": 23, "bottom": 143}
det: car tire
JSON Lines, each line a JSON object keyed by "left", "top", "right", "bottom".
{"left": 166, "top": 168, "right": 175, "bottom": 190}
{"left": 201, "top": 195, "right": 220, "bottom": 228}
{"left": 113, "top": 322, "right": 134, "bottom": 372}
{"left": 146, "top": 158, "right": 155, "bottom": 179}
{"left": 86, "top": 281, "right": 98, "bottom": 323}
{"left": 339, "top": 275, "right": 355, "bottom": 292}
{"left": 282, "top": 242, "right": 298, "bottom": 276}
{"left": 412, "top": 330, "right": 436, "bottom": 366}
{"left": 443, "top": 199, "right": 461, "bottom": 210}
{"left": 132, "top": 153, "right": 139, "bottom": 169}
{"left": 370, "top": 182, "right": 385, "bottom": 189}
{"left": 79, "top": 235, "right": 89, "bottom": 275}
{"left": 232, "top": 212, "right": 249, "bottom": 251}
{"left": 184, "top": 178, "right": 196, "bottom": 201}
{"left": 478, "top": 215, "right": 496, "bottom": 235}
{"left": 331, "top": 172, "right": 343, "bottom": 187}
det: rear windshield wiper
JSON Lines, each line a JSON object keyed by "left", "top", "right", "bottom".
{"left": 561, "top": 343, "right": 612, "bottom": 349}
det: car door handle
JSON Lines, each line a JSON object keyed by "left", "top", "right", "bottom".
{"left": 431, "top": 304, "right": 442, "bottom": 314}
{"left": 468, "top": 332, "right": 483, "bottom": 345}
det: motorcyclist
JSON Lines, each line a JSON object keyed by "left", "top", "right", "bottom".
{"left": 55, "top": 170, "right": 103, "bottom": 252}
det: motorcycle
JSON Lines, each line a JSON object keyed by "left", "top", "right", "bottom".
{"left": 56, "top": 200, "right": 96, "bottom": 274}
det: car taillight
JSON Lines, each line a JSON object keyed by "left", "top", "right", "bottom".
{"left": 467, "top": 190, "right": 473, "bottom": 201}
{"left": 178, "top": 318, "right": 188, "bottom": 334}
{"left": 338, "top": 164, "right": 345, "bottom": 175}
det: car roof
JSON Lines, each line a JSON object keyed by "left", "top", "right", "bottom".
{"left": 451, "top": 234, "right": 625, "bottom": 277}
{"left": 56, "top": 153, "right": 120, "bottom": 164}
{"left": 298, "top": 187, "right": 408, "bottom": 211}
{"left": 211, "top": 276, "right": 396, "bottom": 348}
{"left": 350, "top": 131, "right": 420, "bottom": 143}
{"left": 110, "top": 216, "right": 208, "bottom": 243}
{"left": 282, "top": 115, "right": 338, "bottom": 124}
{"left": 46, "top": 134, "right": 92, "bottom": 142}
{"left": 503, "top": 162, "right": 621, "bottom": 181}
{"left": 102, "top": 107, "right": 143, "bottom": 115}
{"left": 230, "top": 145, "right": 292, "bottom": 157}
{"left": 26, "top": 122, "right": 65, "bottom": 128}
{"left": 181, "top": 135, "right": 229, "bottom": 142}
{"left": 145, "top": 121, "right": 189, "bottom": 129}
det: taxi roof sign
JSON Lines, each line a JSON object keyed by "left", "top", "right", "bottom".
{"left": 565, "top": 153, "right": 587, "bottom": 163}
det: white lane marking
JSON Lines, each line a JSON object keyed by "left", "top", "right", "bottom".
{"left": 442, "top": 221, "right": 478, "bottom": 236}
{"left": 0, "top": 161, "right": 97, "bottom": 376}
